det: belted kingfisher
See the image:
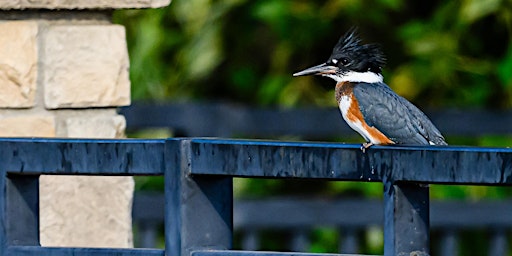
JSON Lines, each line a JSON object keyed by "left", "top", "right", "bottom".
{"left": 293, "top": 28, "right": 447, "bottom": 150}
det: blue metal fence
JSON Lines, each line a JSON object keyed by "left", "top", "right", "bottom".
{"left": 1, "top": 137, "right": 512, "bottom": 255}
{"left": 1, "top": 138, "right": 165, "bottom": 256}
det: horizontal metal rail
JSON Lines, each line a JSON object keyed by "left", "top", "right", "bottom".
{"left": 0, "top": 138, "right": 164, "bottom": 175}
{"left": 7, "top": 246, "right": 164, "bottom": 256}
{"left": 185, "top": 138, "right": 512, "bottom": 184}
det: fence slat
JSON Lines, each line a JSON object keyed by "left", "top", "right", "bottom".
{"left": 137, "top": 222, "right": 159, "bottom": 249}
{"left": 339, "top": 227, "right": 359, "bottom": 254}
{"left": 290, "top": 229, "right": 309, "bottom": 252}
{"left": 241, "top": 230, "right": 259, "bottom": 251}
{"left": 489, "top": 228, "right": 507, "bottom": 256}
{"left": 438, "top": 229, "right": 458, "bottom": 256}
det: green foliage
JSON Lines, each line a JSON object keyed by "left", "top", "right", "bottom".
{"left": 309, "top": 228, "right": 338, "bottom": 253}
{"left": 115, "top": 0, "right": 511, "bottom": 108}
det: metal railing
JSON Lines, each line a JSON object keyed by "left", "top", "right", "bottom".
{"left": 122, "top": 102, "right": 512, "bottom": 255}
{"left": 2, "top": 137, "right": 511, "bottom": 256}
{"left": 133, "top": 195, "right": 512, "bottom": 255}
{"left": 120, "top": 102, "right": 512, "bottom": 138}
{"left": 1, "top": 138, "right": 165, "bottom": 256}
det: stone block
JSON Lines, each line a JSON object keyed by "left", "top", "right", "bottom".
{"left": 0, "top": 21, "right": 38, "bottom": 108}
{"left": 0, "top": 115, "right": 55, "bottom": 137}
{"left": 62, "top": 114, "right": 126, "bottom": 138}
{"left": 0, "top": 0, "right": 171, "bottom": 9}
{"left": 43, "top": 25, "right": 131, "bottom": 109}
{"left": 40, "top": 175, "right": 134, "bottom": 247}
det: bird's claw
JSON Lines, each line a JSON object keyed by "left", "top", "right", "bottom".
{"left": 360, "top": 142, "right": 373, "bottom": 153}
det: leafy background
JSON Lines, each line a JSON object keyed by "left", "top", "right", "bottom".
{"left": 114, "top": 0, "right": 512, "bottom": 254}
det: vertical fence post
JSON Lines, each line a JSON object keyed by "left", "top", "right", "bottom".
{"left": 0, "top": 172, "right": 6, "bottom": 255}
{"left": 166, "top": 139, "right": 233, "bottom": 256}
{"left": 6, "top": 174, "right": 40, "bottom": 247}
{"left": 384, "top": 181, "right": 430, "bottom": 256}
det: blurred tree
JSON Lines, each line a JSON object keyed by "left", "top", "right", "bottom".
{"left": 114, "top": 0, "right": 511, "bottom": 108}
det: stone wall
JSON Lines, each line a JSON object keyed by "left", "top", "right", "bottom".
{"left": 0, "top": 0, "right": 170, "bottom": 247}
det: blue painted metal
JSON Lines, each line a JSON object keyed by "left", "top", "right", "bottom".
{"left": 0, "top": 138, "right": 167, "bottom": 256}
{"left": 186, "top": 138, "right": 512, "bottom": 185}
{"left": 7, "top": 246, "right": 164, "bottom": 256}
{"left": 489, "top": 228, "right": 507, "bottom": 256}
{"left": 166, "top": 140, "right": 233, "bottom": 256}
{"left": 383, "top": 182, "right": 429, "bottom": 256}
{"left": 6, "top": 175, "right": 39, "bottom": 246}
{"left": 0, "top": 137, "right": 510, "bottom": 255}
{"left": 187, "top": 139, "right": 375, "bottom": 180}
{"left": 120, "top": 102, "right": 512, "bottom": 137}
{"left": 233, "top": 198, "right": 382, "bottom": 228}
{"left": 0, "top": 171, "right": 6, "bottom": 256}
{"left": 0, "top": 138, "right": 164, "bottom": 175}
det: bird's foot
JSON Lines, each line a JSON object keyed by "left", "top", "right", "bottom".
{"left": 360, "top": 142, "right": 373, "bottom": 153}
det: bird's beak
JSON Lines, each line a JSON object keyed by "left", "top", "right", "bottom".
{"left": 293, "top": 63, "right": 337, "bottom": 77}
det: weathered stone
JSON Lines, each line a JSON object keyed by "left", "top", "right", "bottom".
{"left": 40, "top": 112, "right": 132, "bottom": 247}
{"left": 0, "top": 21, "right": 38, "bottom": 108}
{"left": 62, "top": 114, "right": 126, "bottom": 138}
{"left": 0, "top": 0, "right": 170, "bottom": 9}
{"left": 43, "top": 25, "right": 131, "bottom": 109}
{"left": 0, "top": 115, "right": 55, "bottom": 137}
{"left": 40, "top": 175, "right": 134, "bottom": 247}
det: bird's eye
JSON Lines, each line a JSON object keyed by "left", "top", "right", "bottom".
{"left": 341, "top": 58, "right": 350, "bottom": 65}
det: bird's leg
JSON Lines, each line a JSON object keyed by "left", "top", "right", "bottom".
{"left": 360, "top": 142, "right": 373, "bottom": 153}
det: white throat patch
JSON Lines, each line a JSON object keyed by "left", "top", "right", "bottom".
{"left": 324, "top": 71, "right": 383, "bottom": 84}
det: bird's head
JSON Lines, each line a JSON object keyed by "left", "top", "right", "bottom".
{"left": 293, "top": 28, "right": 386, "bottom": 84}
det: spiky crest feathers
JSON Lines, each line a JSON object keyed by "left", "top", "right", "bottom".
{"left": 329, "top": 28, "right": 386, "bottom": 74}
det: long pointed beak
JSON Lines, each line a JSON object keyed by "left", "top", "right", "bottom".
{"left": 293, "top": 63, "right": 337, "bottom": 77}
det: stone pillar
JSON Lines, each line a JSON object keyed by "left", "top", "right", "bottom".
{"left": 0, "top": 0, "right": 170, "bottom": 248}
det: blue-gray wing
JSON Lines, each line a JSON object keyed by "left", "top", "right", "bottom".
{"left": 352, "top": 82, "right": 447, "bottom": 145}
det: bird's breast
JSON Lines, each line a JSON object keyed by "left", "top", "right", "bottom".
{"left": 337, "top": 91, "right": 370, "bottom": 141}
{"left": 335, "top": 82, "right": 394, "bottom": 145}
{"left": 335, "top": 82, "right": 361, "bottom": 126}
{"left": 335, "top": 81, "right": 352, "bottom": 103}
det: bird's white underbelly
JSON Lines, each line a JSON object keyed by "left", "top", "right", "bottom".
{"left": 338, "top": 95, "right": 378, "bottom": 144}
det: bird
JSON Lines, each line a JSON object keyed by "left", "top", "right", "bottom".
{"left": 293, "top": 28, "right": 447, "bottom": 151}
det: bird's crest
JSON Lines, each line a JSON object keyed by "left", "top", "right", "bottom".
{"left": 331, "top": 28, "right": 386, "bottom": 72}
{"left": 334, "top": 27, "right": 362, "bottom": 54}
